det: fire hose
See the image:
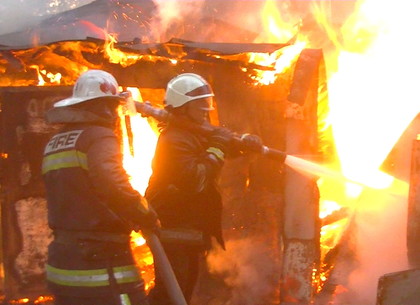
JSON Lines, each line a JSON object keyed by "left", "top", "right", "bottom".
{"left": 133, "top": 101, "right": 287, "bottom": 163}
{"left": 142, "top": 230, "right": 188, "bottom": 305}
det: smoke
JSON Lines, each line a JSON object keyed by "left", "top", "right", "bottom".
{"left": 0, "top": 0, "right": 93, "bottom": 35}
{"left": 334, "top": 184, "right": 409, "bottom": 305}
{"left": 150, "top": 0, "right": 206, "bottom": 41}
{"left": 153, "top": 0, "right": 205, "bottom": 27}
{"left": 150, "top": 0, "right": 285, "bottom": 42}
{"left": 206, "top": 237, "right": 281, "bottom": 305}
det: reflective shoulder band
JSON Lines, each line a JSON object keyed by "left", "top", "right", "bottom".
{"left": 206, "top": 147, "right": 224, "bottom": 161}
{"left": 42, "top": 150, "right": 87, "bottom": 174}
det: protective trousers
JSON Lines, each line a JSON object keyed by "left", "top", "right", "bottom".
{"left": 148, "top": 242, "right": 202, "bottom": 305}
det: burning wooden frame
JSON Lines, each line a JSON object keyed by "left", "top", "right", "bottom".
{"left": 0, "top": 38, "right": 336, "bottom": 304}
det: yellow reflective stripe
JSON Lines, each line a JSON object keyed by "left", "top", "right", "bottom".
{"left": 42, "top": 150, "right": 87, "bottom": 174}
{"left": 120, "top": 294, "right": 131, "bottom": 305}
{"left": 113, "top": 265, "right": 141, "bottom": 284}
{"left": 46, "top": 264, "right": 109, "bottom": 287}
{"left": 46, "top": 264, "right": 140, "bottom": 287}
{"left": 206, "top": 147, "right": 224, "bottom": 161}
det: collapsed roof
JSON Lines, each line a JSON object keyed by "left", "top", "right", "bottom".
{"left": 0, "top": 0, "right": 259, "bottom": 48}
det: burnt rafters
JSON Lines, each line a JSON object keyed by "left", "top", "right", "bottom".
{"left": 1, "top": 39, "right": 299, "bottom": 87}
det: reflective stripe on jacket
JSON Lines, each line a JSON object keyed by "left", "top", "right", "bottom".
{"left": 46, "top": 264, "right": 141, "bottom": 287}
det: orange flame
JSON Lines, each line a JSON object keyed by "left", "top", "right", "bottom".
{"left": 247, "top": 42, "right": 306, "bottom": 86}
{"left": 28, "top": 65, "right": 62, "bottom": 86}
{"left": 256, "top": 0, "right": 300, "bottom": 43}
{"left": 104, "top": 34, "right": 142, "bottom": 67}
{"left": 117, "top": 87, "right": 158, "bottom": 292}
{"left": 254, "top": 0, "right": 416, "bottom": 296}
{"left": 119, "top": 87, "right": 158, "bottom": 195}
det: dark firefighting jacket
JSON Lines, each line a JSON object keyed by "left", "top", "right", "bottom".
{"left": 145, "top": 123, "right": 225, "bottom": 249}
{"left": 42, "top": 105, "right": 149, "bottom": 297}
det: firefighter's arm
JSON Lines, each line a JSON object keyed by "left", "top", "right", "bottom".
{"left": 87, "top": 130, "right": 159, "bottom": 231}
{"left": 162, "top": 131, "right": 226, "bottom": 193}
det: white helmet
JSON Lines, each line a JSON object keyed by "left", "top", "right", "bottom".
{"left": 164, "top": 73, "right": 214, "bottom": 110}
{"left": 54, "top": 69, "right": 120, "bottom": 107}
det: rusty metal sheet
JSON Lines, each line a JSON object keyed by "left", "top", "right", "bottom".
{"left": 377, "top": 268, "right": 420, "bottom": 305}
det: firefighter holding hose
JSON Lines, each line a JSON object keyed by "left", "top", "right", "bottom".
{"left": 42, "top": 69, "right": 159, "bottom": 305}
{"left": 145, "top": 73, "right": 262, "bottom": 304}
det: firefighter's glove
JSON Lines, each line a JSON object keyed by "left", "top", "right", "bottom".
{"left": 240, "top": 133, "right": 263, "bottom": 153}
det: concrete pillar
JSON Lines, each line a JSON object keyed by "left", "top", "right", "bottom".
{"left": 281, "top": 49, "right": 327, "bottom": 304}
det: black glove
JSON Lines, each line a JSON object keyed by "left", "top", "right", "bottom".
{"left": 208, "top": 127, "right": 234, "bottom": 153}
{"left": 136, "top": 199, "right": 161, "bottom": 233}
{"left": 240, "top": 133, "right": 263, "bottom": 153}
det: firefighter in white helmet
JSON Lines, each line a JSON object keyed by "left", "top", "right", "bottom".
{"left": 42, "top": 69, "right": 158, "bottom": 305}
{"left": 145, "top": 73, "right": 261, "bottom": 304}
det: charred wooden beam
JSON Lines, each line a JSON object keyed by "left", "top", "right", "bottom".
{"left": 321, "top": 207, "right": 349, "bottom": 227}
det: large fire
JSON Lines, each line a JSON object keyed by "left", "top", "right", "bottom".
{"left": 0, "top": 0, "right": 417, "bottom": 304}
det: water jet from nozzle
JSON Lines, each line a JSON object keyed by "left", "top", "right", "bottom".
{"left": 284, "top": 155, "right": 345, "bottom": 181}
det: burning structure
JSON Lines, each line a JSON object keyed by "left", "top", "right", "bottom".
{"left": 0, "top": 35, "right": 332, "bottom": 304}
{"left": 0, "top": 0, "right": 419, "bottom": 305}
